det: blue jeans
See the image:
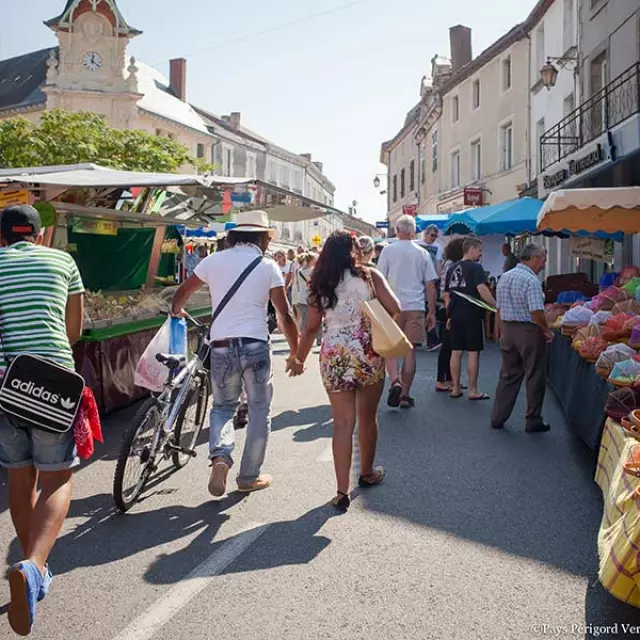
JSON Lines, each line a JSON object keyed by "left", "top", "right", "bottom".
{"left": 208, "top": 339, "right": 273, "bottom": 483}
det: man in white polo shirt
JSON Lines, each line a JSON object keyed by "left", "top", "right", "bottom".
{"left": 172, "top": 211, "right": 298, "bottom": 496}
{"left": 378, "top": 215, "right": 437, "bottom": 408}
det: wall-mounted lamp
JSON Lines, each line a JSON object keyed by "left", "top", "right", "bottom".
{"left": 540, "top": 53, "right": 578, "bottom": 90}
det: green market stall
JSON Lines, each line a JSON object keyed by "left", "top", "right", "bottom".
{"left": 0, "top": 164, "right": 255, "bottom": 412}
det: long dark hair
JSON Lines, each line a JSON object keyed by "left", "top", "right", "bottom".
{"left": 309, "top": 231, "right": 365, "bottom": 309}
{"left": 444, "top": 237, "right": 466, "bottom": 263}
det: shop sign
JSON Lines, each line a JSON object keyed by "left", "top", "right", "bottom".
{"left": 463, "top": 188, "right": 483, "bottom": 207}
{"left": 312, "top": 235, "right": 322, "bottom": 246}
{"left": 0, "top": 189, "right": 29, "bottom": 209}
{"left": 375, "top": 221, "right": 390, "bottom": 229}
{"left": 542, "top": 144, "right": 605, "bottom": 191}
{"left": 569, "top": 236, "right": 610, "bottom": 262}
{"left": 402, "top": 204, "right": 417, "bottom": 216}
{"left": 72, "top": 219, "right": 118, "bottom": 236}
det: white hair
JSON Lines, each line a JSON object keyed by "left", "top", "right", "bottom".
{"left": 356, "top": 235, "right": 375, "bottom": 255}
{"left": 395, "top": 215, "right": 417, "bottom": 236}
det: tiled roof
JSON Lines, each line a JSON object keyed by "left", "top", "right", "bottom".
{"left": 136, "top": 62, "right": 210, "bottom": 135}
{"left": 0, "top": 47, "right": 53, "bottom": 113}
{"left": 45, "top": 0, "right": 142, "bottom": 36}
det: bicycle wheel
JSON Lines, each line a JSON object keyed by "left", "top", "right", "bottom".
{"left": 172, "top": 373, "right": 210, "bottom": 469}
{"left": 113, "top": 398, "right": 163, "bottom": 512}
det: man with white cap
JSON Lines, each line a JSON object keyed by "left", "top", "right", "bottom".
{"left": 172, "top": 210, "right": 299, "bottom": 496}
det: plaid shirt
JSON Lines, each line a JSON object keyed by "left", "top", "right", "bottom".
{"left": 496, "top": 263, "right": 544, "bottom": 323}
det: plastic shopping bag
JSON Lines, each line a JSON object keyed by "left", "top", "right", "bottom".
{"left": 134, "top": 318, "right": 172, "bottom": 391}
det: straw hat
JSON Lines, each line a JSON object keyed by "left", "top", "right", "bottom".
{"left": 232, "top": 210, "right": 276, "bottom": 236}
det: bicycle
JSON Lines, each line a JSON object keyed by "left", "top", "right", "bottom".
{"left": 113, "top": 314, "right": 211, "bottom": 512}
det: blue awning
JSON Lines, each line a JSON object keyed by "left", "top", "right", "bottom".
{"left": 444, "top": 197, "right": 623, "bottom": 241}
{"left": 415, "top": 214, "right": 450, "bottom": 232}
{"left": 176, "top": 225, "right": 217, "bottom": 238}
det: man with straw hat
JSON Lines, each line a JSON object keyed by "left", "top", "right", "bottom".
{"left": 172, "top": 211, "right": 299, "bottom": 496}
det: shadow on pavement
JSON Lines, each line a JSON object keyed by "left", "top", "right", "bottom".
{"left": 271, "top": 405, "right": 333, "bottom": 442}
{"left": 144, "top": 503, "right": 335, "bottom": 585}
{"left": 361, "top": 345, "right": 640, "bottom": 632}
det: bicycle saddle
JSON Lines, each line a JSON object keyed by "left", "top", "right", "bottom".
{"left": 155, "top": 353, "right": 187, "bottom": 370}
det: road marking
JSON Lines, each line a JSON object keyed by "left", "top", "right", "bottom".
{"left": 112, "top": 522, "right": 269, "bottom": 640}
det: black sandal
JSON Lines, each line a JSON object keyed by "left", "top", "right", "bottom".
{"left": 331, "top": 491, "right": 350, "bottom": 511}
{"left": 358, "top": 467, "right": 385, "bottom": 487}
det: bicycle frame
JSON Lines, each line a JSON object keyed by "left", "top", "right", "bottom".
{"left": 148, "top": 316, "right": 210, "bottom": 462}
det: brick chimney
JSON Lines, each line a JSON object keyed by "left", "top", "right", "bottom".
{"left": 229, "top": 112, "right": 241, "bottom": 129}
{"left": 313, "top": 161, "right": 323, "bottom": 173}
{"left": 169, "top": 58, "right": 187, "bottom": 101}
{"left": 449, "top": 26, "right": 472, "bottom": 73}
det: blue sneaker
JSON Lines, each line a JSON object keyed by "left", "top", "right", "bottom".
{"left": 38, "top": 565, "right": 53, "bottom": 602}
{"left": 8, "top": 561, "right": 43, "bottom": 636}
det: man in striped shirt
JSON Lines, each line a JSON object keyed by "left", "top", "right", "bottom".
{"left": 0, "top": 205, "right": 84, "bottom": 635}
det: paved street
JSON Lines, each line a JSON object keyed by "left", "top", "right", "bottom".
{"left": 2, "top": 337, "right": 640, "bottom": 640}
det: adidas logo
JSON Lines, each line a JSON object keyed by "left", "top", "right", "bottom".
{"left": 9, "top": 380, "right": 76, "bottom": 411}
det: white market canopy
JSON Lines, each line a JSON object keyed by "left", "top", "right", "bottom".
{"left": 537, "top": 187, "right": 640, "bottom": 235}
{"left": 0, "top": 163, "right": 342, "bottom": 225}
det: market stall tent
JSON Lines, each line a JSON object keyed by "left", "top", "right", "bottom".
{"left": 537, "top": 187, "right": 640, "bottom": 235}
{"left": 415, "top": 214, "right": 450, "bottom": 232}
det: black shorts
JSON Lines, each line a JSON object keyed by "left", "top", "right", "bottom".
{"left": 449, "top": 318, "right": 484, "bottom": 352}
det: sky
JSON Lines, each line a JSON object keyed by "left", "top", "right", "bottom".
{"left": 0, "top": 0, "right": 536, "bottom": 224}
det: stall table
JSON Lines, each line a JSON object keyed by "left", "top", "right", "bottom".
{"left": 595, "top": 418, "right": 640, "bottom": 607}
{"left": 546, "top": 332, "right": 611, "bottom": 449}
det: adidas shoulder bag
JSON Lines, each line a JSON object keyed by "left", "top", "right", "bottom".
{"left": 0, "top": 351, "right": 85, "bottom": 435}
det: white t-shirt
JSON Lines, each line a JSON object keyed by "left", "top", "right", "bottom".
{"left": 377, "top": 239, "right": 438, "bottom": 311}
{"left": 194, "top": 244, "right": 284, "bottom": 341}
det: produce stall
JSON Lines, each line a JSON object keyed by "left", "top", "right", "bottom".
{"left": 0, "top": 164, "right": 345, "bottom": 412}
{"left": 539, "top": 187, "right": 640, "bottom": 605}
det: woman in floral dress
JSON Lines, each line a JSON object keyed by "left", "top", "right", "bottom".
{"left": 288, "top": 231, "right": 400, "bottom": 510}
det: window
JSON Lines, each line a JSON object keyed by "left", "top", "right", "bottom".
{"left": 292, "top": 168, "right": 303, "bottom": 194}
{"left": 450, "top": 150, "right": 461, "bottom": 189}
{"left": 590, "top": 53, "right": 607, "bottom": 136}
{"left": 409, "top": 159, "right": 415, "bottom": 192}
{"left": 167, "top": 133, "right": 176, "bottom": 141}
{"left": 536, "top": 25, "right": 545, "bottom": 75}
{"left": 563, "top": 0, "right": 575, "bottom": 52}
{"left": 472, "top": 80, "right": 480, "bottom": 109}
{"left": 268, "top": 160, "right": 277, "bottom": 184}
{"left": 279, "top": 165, "right": 290, "bottom": 188}
{"left": 536, "top": 118, "right": 545, "bottom": 172}
{"left": 245, "top": 152, "right": 257, "bottom": 179}
{"left": 502, "top": 56, "right": 512, "bottom": 91}
{"left": 431, "top": 130, "right": 438, "bottom": 172}
{"left": 211, "top": 144, "right": 216, "bottom": 165}
{"left": 196, "top": 143, "right": 205, "bottom": 159}
{"left": 452, "top": 95, "right": 460, "bottom": 123}
{"left": 470, "top": 139, "right": 481, "bottom": 181}
{"left": 155, "top": 128, "right": 163, "bottom": 137}
{"left": 400, "top": 168, "right": 406, "bottom": 198}
{"left": 223, "top": 148, "right": 233, "bottom": 176}
{"left": 420, "top": 143, "right": 426, "bottom": 185}
{"left": 500, "top": 122, "right": 514, "bottom": 171}
{"left": 392, "top": 175, "right": 398, "bottom": 202}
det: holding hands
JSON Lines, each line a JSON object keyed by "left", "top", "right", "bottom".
{"left": 286, "top": 354, "right": 305, "bottom": 377}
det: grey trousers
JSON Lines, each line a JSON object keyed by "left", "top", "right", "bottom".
{"left": 491, "top": 322, "right": 547, "bottom": 429}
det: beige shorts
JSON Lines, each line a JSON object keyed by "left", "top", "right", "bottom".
{"left": 398, "top": 311, "right": 426, "bottom": 346}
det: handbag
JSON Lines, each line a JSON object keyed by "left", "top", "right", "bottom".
{"left": 361, "top": 278, "right": 412, "bottom": 359}
{"left": 0, "top": 352, "right": 85, "bottom": 434}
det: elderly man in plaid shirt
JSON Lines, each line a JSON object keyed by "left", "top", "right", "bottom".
{"left": 491, "top": 243, "right": 553, "bottom": 433}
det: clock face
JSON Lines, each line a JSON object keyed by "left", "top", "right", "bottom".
{"left": 83, "top": 51, "right": 103, "bottom": 72}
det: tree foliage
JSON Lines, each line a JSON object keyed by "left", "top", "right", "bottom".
{"left": 0, "top": 109, "right": 212, "bottom": 173}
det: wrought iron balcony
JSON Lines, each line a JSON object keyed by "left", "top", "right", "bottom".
{"left": 540, "top": 61, "right": 640, "bottom": 172}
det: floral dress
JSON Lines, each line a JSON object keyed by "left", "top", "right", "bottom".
{"left": 319, "top": 271, "right": 385, "bottom": 393}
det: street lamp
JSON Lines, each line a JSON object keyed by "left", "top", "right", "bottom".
{"left": 540, "top": 53, "right": 578, "bottom": 90}
{"left": 373, "top": 176, "right": 381, "bottom": 189}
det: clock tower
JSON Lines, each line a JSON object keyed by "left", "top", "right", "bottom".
{"left": 43, "top": 0, "right": 143, "bottom": 128}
